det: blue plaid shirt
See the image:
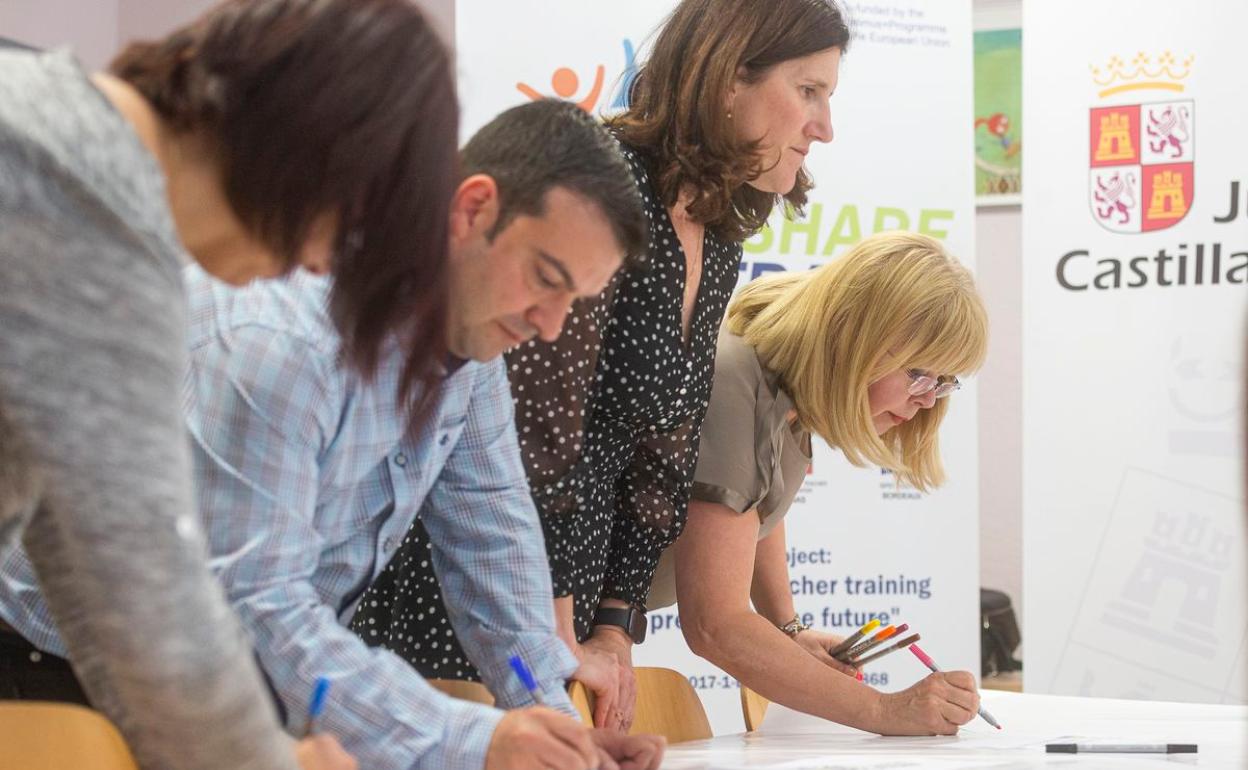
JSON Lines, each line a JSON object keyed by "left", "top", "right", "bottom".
{"left": 0, "top": 267, "right": 578, "bottom": 770}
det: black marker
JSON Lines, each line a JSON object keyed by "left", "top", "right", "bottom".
{"left": 1046, "top": 743, "right": 1197, "bottom": 754}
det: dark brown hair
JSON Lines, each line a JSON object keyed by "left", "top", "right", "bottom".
{"left": 461, "top": 99, "right": 646, "bottom": 266}
{"left": 609, "top": 0, "right": 849, "bottom": 242}
{"left": 111, "top": 0, "right": 457, "bottom": 410}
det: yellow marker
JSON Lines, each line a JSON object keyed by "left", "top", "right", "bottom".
{"left": 828, "top": 619, "right": 881, "bottom": 658}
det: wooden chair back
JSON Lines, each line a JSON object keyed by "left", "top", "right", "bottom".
{"left": 0, "top": 701, "right": 140, "bottom": 770}
{"left": 740, "top": 685, "right": 770, "bottom": 731}
{"left": 569, "top": 667, "right": 712, "bottom": 743}
{"left": 427, "top": 678, "right": 496, "bottom": 705}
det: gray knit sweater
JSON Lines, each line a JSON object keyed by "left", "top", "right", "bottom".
{"left": 0, "top": 46, "right": 298, "bottom": 770}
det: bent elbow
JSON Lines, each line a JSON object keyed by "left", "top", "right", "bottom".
{"left": 681, "top": 613, "right": 728, "bottom": 661}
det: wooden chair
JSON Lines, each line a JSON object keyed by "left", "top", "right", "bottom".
{"left": 740, "top": 685, "right": 770, "bottom": 731}
{"left": 0, "top": 701, "right": 140, "bottom": 770}
{"left": 569, "top": 667, "right": 713, "bottom": 743}
{"left": 568, "top": 677, "right": 594, "bottom": 724}
{"left": 427, "top": 678, "right": 495, "bottom": 705}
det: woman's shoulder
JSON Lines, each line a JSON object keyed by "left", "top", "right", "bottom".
{"left": 611, "top": 137, "right": 655, "bottom": 190}
{"left": 713, "top": 329, "right": 796, "bottom": 425}
{"left": 715, "top": 329, "right": 766, "bottom": 386}
{"left": 0, "top": 48, "right": 180, "bottom": 267}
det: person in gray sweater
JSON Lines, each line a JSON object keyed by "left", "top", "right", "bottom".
{"left": 0, "top": 1, "right": 458, "bottom": 768}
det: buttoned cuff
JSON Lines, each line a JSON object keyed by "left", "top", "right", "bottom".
{"left": 480, "top": 634, "right": 579, "bottom": 718}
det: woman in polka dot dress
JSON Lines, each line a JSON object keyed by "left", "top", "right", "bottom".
{"left": 352, "top": 0, "right": 851, "bottom": 731}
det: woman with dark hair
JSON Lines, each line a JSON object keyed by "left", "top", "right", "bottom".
{"left": 0, "top": 1, "right": 455, "bottom": 769}
{"left": 355, "top": 0, "right": 850, "bottom": 732}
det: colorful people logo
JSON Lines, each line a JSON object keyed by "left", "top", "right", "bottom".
{"left": 612, "top": 39, "right": 638, "bottom": 109}
{"left": 517, "top": 39, "right": 638, "bottom": 113}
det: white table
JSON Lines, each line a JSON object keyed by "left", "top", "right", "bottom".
{"left": 661, "top": 691, "right": 1248, "bottom": 768}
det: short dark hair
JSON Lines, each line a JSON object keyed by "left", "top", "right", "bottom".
{"left": 460, "top": 100, "right": 647, "bottom": 266}
{"left": 610, "top": 0, "right": 850, "bottom": 242}
{"left": 111, "top": 0, "right": 457, "bottom": 411}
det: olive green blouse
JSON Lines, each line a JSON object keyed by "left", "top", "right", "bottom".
{"left": 646, "top": 329, "right": 812, "bottom": 610}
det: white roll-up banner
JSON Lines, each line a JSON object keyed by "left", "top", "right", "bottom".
{"left": 1022, "top": 0, "right": 1247, "bottom": 705}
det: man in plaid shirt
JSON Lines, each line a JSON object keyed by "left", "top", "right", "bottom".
{"left": 181, "top": 101, "right": 659, "bottom": 770}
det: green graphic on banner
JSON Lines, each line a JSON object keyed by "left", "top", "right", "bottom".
{"left": 974, "top": 28, "right": 1022, "bottom": 200}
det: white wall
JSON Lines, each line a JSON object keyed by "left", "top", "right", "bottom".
{"left": 975, "top": 203, "right": 1022, "bottom": 619}
{"left": 0, "top": 0, "right": 119, "bottom": 68}
{"left": 972, "top": 0, "right": 1024, "bottom": 648}
{"left": 0, "top": 0, "right": 453, "bottom": 70}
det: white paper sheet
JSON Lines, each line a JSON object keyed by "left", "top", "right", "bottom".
{"left": 662, "top": 692, "right": 1246, "bottom": 768}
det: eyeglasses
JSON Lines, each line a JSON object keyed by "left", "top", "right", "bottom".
{"left": 905, "top": 369, "right": 961, "bottom": 399}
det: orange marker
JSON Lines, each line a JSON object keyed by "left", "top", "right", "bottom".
{"left": 843, "top": 623, "right": 908, "bottom": 662}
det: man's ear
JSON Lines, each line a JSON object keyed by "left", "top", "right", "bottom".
{"left": 448, "top": 174, "right": 501, "bottom": 244}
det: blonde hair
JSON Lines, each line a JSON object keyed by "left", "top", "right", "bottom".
{"left": 727, "top": 231, "right": 988, "bottom": 491}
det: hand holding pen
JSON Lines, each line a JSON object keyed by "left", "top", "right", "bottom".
{"left": 506, "top": 655, "right": 665, "bottom": 770}
{"left": 870, "top": 662, "right": 984, "bottom": 736}
{"left": 908, "top": 644, "right": 1001, "bottom": 730}
{"left": 294, "top": 677, "right": 358, "bottom": 770}
{"left": 497, "top": 655, "right": 610, "bottom": 770}
{"left": 824, "top": 620, "right": 996, "bottom": 736}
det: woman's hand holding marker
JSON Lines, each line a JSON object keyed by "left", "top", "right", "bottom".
{"left": 872, "top": 670, "right": 981, "bottom": 736}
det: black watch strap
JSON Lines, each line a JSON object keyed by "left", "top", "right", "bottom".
{"left": 592, "top": 606, "right": 647, "bottom": 644}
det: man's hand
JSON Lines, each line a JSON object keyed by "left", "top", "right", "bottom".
{"left": 591, "top": 728, "right": 666, "bottom": 770}
{"left": 484, "top": 707, "right": 598, "bottom": 770}
{"left": 583, "top": 625, "right": 636, "bottom": 732}
{"left": 295, "top": 734, "right": 357, "bottom": 770}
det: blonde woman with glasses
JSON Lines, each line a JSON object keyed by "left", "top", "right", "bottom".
{"left": 646, "top": 231, "right": 990, "bottom": 736}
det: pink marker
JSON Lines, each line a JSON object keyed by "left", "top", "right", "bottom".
{"left": 908, "top": 643, "right": 1002, "bottom": 730}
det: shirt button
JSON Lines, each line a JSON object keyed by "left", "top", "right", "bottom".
{"left": 439, "top": 433, "right": 450, "bottom": 446}
{"left": 383, "top": 537, "right": 396, "bottom": 552}
{"left": 394, "top": 453, "right": 408, "bottom": 468}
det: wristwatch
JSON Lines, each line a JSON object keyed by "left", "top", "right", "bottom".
{"left": 592, "top": 605, "right": 647, "bottom": 644}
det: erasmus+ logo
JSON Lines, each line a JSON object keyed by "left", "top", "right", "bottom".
{"left": 1088, "top": 52, "right": 1194, "bottom": 233}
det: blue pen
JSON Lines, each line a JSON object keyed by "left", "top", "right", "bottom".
{"left": 304, "top": 676, "right": 331, "bottom": 737}
{"left": 508, "top": 655, "right": 548, "bottom": 707}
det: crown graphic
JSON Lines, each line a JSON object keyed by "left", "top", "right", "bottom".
{"left": 1089, "top": 51, "right": 1193, "bottom": 98}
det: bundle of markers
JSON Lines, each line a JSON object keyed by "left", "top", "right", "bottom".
{"left": 829, "top": 618, "right": 1003, "bottom": 730}
{"left": 828, "top": 619, "right": 915, "bottom": 667}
